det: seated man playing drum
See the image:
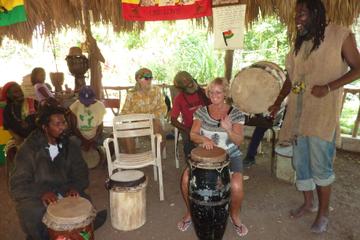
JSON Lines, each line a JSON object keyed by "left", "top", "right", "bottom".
{"left": 69, "top": 85, "right": 106, "bottom": 168}
{"left": 178, "top": 77, "right": 248, "bottom": 237}
{"left": 9, "top": 103, "right": 96, "bottom": 239}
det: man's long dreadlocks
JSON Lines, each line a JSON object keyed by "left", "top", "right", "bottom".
{"left": 294, "top": 0, "right": 327, "bottom": 55}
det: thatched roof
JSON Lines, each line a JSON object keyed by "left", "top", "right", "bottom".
{"left": 0, "top": 0, "right": 359, "bottom": 45}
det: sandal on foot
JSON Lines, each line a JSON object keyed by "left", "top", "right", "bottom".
{"left": 231, "top": 220, "right": 248, "bottom": 237}
{"left": 177, "top": 219, "right": 192, "bottom": 232}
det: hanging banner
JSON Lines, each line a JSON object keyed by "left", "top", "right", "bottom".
{"left": 213, "top": 4, "right": 246, "bottom": 50}
{"left": 121, "top": 0, "right": 212, "bottom": 21}
{"left": 0, "top": 0, "right": 27, "bottom": 26}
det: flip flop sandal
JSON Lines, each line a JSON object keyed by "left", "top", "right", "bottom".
{"left": 177, "top": 219, "right": 192, "bottom": 232}
{"left": 231, "top": 219, "right": 248, "bottom": 237}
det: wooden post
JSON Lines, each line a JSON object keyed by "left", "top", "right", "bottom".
{"left": 81, "top": 0, "right": 105, "bottom": 99}
{"left": 224, "top": 50, "right": 234, "bottom": 82}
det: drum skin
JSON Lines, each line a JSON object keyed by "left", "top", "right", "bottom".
{"left": 231, "top": 61, "right": 286, "bottom": 114}
{"left": 108, "top": 170, "right": 147, "bottom": 231}
{"left": 189, "top": 147, "right": 230, "bottom": 240}
{"left": 42, "top": 197, "right": 96, "bottom": 240}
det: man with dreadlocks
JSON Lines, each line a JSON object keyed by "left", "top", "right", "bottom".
{"left": 171, "top": 71, "right": 210, "bottom": 232}
{"left": 268, "top": 0, "right": 360, "bottom": 234}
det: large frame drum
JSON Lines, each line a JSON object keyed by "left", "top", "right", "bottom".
{"left": 189, "top": 146, "right": 230, "bottom": 240}
{"left": 231, "top": 61, "right": 286, "bottom": 115}
{"left": 106, "top": 170, "right": 148, "bottom": 231}
{"left": 42, "top": 197, "right": 96, "bottom": 240}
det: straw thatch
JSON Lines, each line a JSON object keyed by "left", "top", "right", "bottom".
{"left": 0, "top": 0, "right": 359, "bottom": 45}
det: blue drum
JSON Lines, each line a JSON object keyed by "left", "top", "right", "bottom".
{"left": 189, "top": 146, "right": 230, "bottom": 240}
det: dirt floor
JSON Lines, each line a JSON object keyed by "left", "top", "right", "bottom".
{"left": 1, "top": 136, "right": 360, "bottom": 240}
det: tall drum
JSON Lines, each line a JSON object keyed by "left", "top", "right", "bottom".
{"left": 42, "top": 197, "right": 96, "bottom": 240}
{"left": 106, "top": 170, "right": 148, "bottom": 231}
{"left": 231, "top": 61, "right": 286, "bottom": 114}
{"left": 189, "top": 146, "right": 230, "bottom": 240}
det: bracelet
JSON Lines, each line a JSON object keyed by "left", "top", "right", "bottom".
{"left": 326, "top": 84, "right": 331, "bottom": 93}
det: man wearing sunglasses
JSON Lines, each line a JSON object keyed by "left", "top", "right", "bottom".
{"left": 121, "top": 68, "right": 167, "bottom": 154}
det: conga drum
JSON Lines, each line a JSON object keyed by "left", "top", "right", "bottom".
{"left": 189, "top": 146, "right": 230, "bottom": 240}
{"left": 42, "top": 197, "right": 97, "bottom": 240}
{"left": 106, "top": 170, "right": 148, "bottom": 231}
{"left": 230, "top": 61, "right": 286, "bottom": 114}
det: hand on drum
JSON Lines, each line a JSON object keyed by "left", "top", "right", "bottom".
{"left": 311, "top": 85, "right": 329, "bottom": 98}
{"left": 66, "top": 189, "right": 80, "bottom": 197}
{"left": 201, "top": 137, "right": 215, "bottom": 150}
{"left": 41, "top": 191, "right": 58, "bottom": 206}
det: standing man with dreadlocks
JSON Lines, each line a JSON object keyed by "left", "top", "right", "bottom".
{"left": 269, "top": 0, "right": 360, "bottom": 234}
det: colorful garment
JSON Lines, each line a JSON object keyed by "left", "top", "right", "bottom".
{"left": 69, "top": 100, "right": 106, "bottom": 140}
{"left": 34, "top": 83, "right": 54, "bottom": 103}
{"left": 121, "top": 85, "right": 167, "bottom": 119}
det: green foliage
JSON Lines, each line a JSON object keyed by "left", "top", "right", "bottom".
{"left": 123, "top": 31, "right": 145, "bottom": 49}
{"left": 173, "top": 33, "right": 224, "bottom": 84}
{"left": 235, "top": 16, "right": 289, "bottom": 72}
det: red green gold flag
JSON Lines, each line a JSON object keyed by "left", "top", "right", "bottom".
{"left": 0, "top": 0, "right": 27, "bottom": 26}
{"left": 121, "top": 0, "right": 212, "bottom": 21}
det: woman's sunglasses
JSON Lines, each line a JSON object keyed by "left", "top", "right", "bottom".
{"left": 141, "top": 73, "right": 153, "bottom": 81}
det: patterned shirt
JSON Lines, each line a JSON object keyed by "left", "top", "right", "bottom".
{"left": 121, "top": 86, "right": 167, "bottom": 119}
{"left": 194, "top": 106, "right": 245, "bottom": 150}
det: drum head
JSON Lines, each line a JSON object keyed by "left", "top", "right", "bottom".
{"left": 81, "top": 148, "right": 100, "bottom": 169}
{"left": 44, "top": 197, "right": 95, "bottom": 227}
{"left": 190, "top": 146, "right": 228, "bottom": 168}
{"left": 231, "top": 61, "right": 285, "bottom": 114}
{"left": 110, "top": 170, "right": 146, "bottom": 188}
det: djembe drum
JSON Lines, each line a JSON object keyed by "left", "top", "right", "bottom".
{"left": 42, "top": 197, "right": 97, "bottom": 240}
{"left": 105, "top": 170, "right": 148, "bottom": 231}
{"left": 189, "top": 146, "right": 230, "bottom": 240}
{"left": 231, "top": 61, "right": 286, "bottom": 116}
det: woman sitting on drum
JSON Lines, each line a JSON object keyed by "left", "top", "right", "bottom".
{"left": 180, "top": 77, "right": 248, "bottom": 237}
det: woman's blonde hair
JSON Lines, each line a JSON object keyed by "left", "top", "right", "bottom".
{"left": 206, "top": 77, "right": 229, "bottom": 98}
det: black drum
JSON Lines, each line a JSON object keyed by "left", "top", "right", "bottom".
{"left": 189, "top": 146, "right": 230, "bottom": 240}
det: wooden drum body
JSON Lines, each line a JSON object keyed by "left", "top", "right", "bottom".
{"left": 231, "top": 61, "right": 286, "bottom": 114}
{"left": 42, "top": 197, "right": 96, "bottom": 240}
{"left": 107, "top": 170, "right": 148, "bottom": 231}
{"left": 189, "top": 146, "right": 230, "bottom": 240}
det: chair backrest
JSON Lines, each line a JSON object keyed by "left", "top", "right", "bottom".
{"left": 112, "top": 113, "right": 155, "bottom": 157}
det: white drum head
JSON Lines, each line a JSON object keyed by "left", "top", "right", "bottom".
{"left": 111, "top": 170, "right": 144, "bottom": 183}
{"left": 43, "top": 197, "right": 96, "bottom": 231}
{"left": 231, "top": 61, "right": 285, "bottom": 114}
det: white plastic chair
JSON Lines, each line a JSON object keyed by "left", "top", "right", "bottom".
{"left": 103, "top": 113, "right": 164, "bottom": 201}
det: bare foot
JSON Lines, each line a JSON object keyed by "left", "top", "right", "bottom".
{"left": 311, "top": 216, "right": 329, "bottom": 233}
{"left": 290, "top": 204, "right": 317, "bottom": 218}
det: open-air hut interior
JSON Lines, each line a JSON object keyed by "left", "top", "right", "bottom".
{"left": 1, "top": 0, "right": 360, "bottom": 97}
